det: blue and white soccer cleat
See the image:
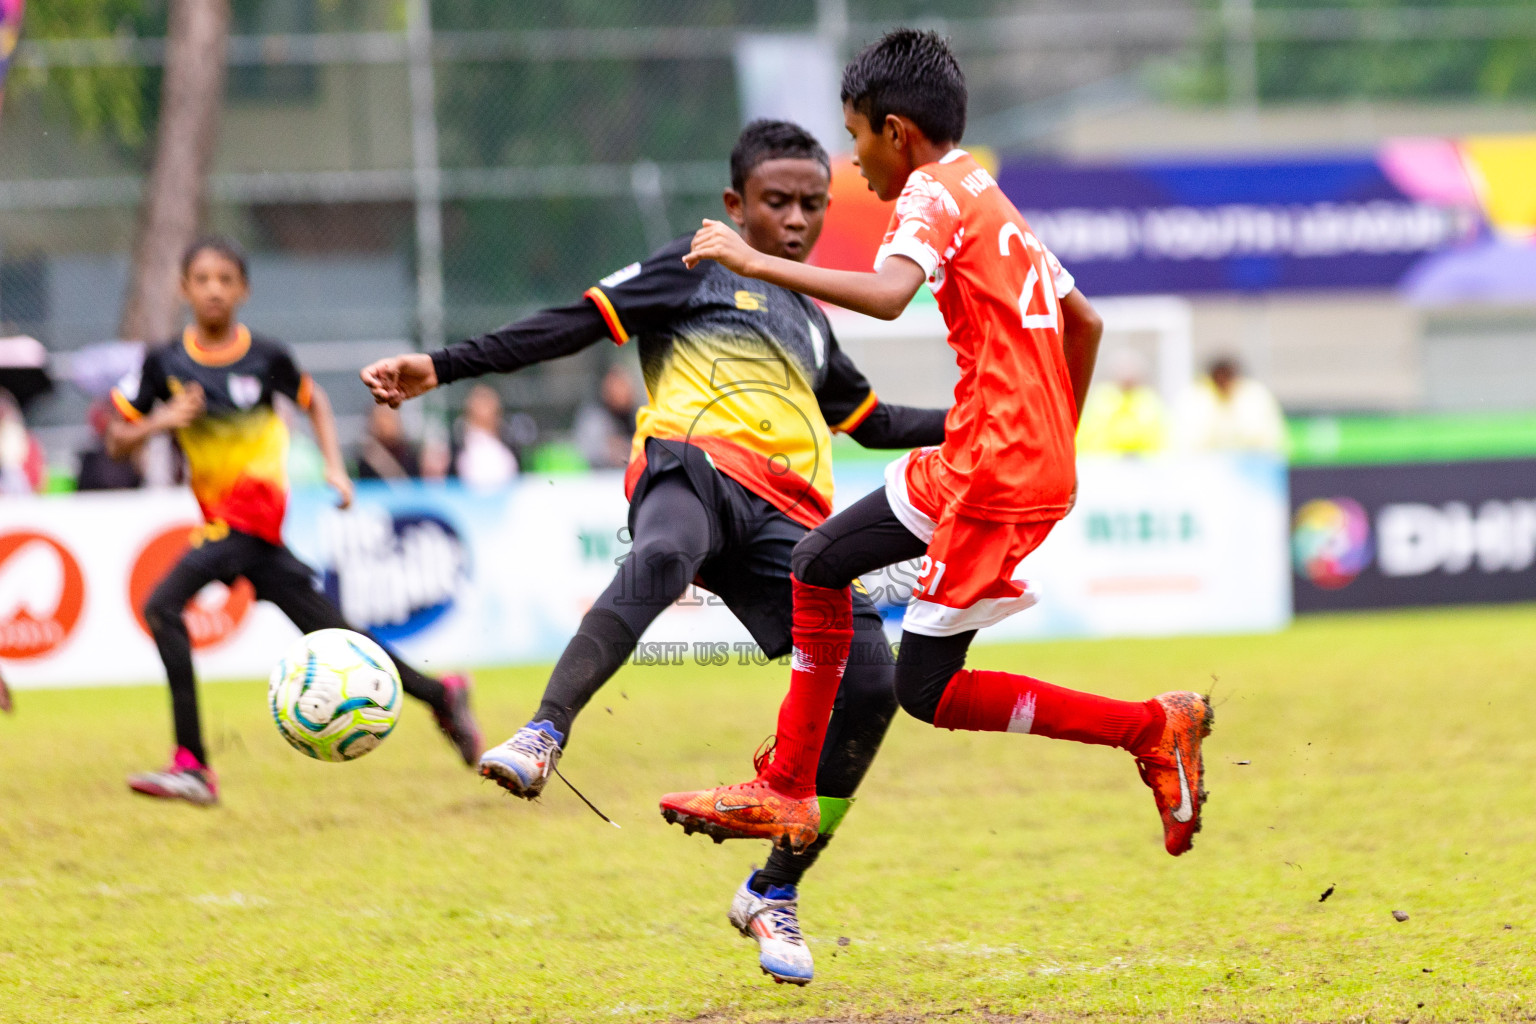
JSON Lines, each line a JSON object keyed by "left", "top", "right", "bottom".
{"left": 478, "top": 720, "right": 563, "bottom": 798}
{"left": 729, "top": 872, "right": 814, "bottom": 985}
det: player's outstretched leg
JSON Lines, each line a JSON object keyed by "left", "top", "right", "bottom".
{"left": 899, "top": 635, "right": 1214, "bottom": 855}
{"left": 483, "top": 471, "right": 717, "bottom": 798}
{"left": 479, "top": 603, "right": 642, "bottom": 798}
{"left": 248, "top": 545, "right": 483, "bottom": 766}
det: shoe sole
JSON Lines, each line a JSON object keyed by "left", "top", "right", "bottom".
{"left": 478, "top": 760, "right": 545, "bottom": 800}
{"left": 659, "top": 807, "right": 813, "bottom": 853}
{"left": 127, "top": 782, "right": 217, "bottom": 807}
{"left": 762, "top": 966, "right": 811, "bottom": 986}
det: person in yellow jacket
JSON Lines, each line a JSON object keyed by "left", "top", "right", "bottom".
{"left": 1076, "top": 349, "right": 1168, "bottom": 455}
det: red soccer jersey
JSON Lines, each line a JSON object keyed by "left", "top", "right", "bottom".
{"left": 875, "top": 150, "right": 1079, "bottom": 524}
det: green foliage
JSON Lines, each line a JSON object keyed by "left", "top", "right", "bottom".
{"left": 1175, "top": 0, "right": 1536, "bottom": 103}
{"left": 3, "top": 607, "right": 1536, "bottom": 1021}
{"left": 15, "top": 0, "right": 164, "bottom": 150}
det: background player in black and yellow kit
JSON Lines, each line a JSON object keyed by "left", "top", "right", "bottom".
{"left": 362, "top": 120, "right": 946, "bottom": 985}
{"left": 108, "top": 237, "right": 482, "bottom": 807}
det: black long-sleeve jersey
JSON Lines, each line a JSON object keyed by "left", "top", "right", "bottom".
{"left": 431, "top": 235, "right": 946, "bottom": 526}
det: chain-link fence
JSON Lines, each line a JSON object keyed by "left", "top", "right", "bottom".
{"left": 0, "top": 0, "right": 1200, "bottom": 465}
{"left": 3, "top": 0, "right": 1533, "bottom": 471}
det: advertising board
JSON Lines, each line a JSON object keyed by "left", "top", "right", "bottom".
{"left": 1291, "top": 459, "right": 1536, "bottom": 612}
{"left": 1, "top": 454, "right": 1290, "bottom": 688}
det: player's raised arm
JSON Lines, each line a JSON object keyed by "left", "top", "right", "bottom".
{"left": 362, "top": 298, "right": 621, "bottom": 407}
{"left": 684, "top": 219, "right": 925, "bottom": 321}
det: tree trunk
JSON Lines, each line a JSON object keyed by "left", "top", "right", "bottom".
{"left": 118, "top": 0, "right": 231, "bottom": 343}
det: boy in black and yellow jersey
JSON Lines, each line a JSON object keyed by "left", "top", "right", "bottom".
{"left": 362, "top": 121, "right": 946, "bottom": 985}
{"left": 108, "top": 237, "right": 481, "bottom": 806}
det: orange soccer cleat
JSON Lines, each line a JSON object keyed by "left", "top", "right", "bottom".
{"left": 1136, "top": 691, "right": 1214, "bottom": 857}
{"left": 660, "top": 767, "right": 820, "bottom": 853}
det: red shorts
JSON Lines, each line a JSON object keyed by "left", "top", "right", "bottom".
{"left": 884, "top": 448, "right": 1057, "bottom": 637}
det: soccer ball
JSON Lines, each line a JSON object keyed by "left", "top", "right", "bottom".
{"left": 268, "top": 628, "right": 402, "bottom": 762}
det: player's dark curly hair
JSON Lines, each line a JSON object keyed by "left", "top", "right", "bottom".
{"left": 180, "top": 234, "right": 249, "bottom": 282}
{"left": 729, "top": 119, "right": 831, "bottom": 195}
{"left": 840, "top": 28, "right": 966, "bottom": 145}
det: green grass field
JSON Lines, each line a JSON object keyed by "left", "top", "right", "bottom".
{"left": 3, "top": 606, "right": 1535, "bottom": 1023}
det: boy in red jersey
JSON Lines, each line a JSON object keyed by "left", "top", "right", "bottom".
{"left": 660, "top": 29, "right": 1213, "bottom": 858}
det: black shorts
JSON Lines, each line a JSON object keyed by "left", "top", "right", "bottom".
{"left": 630, "top": 438, "right": 882, "bottom": 658}
{"left": 163, "top": 527, "right": 319, "bottom": 600}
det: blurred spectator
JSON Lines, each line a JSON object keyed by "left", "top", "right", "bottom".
{"left": 1076, "top": 350, "right": 1168, "bottom": 456}
{"left": 356, "top": 405, "right": 421, "bottom": 481}
{"left": 0, "top": 387, "right": 44, "bottom": 494}
{"left": 1177, "top": 356, "right": 1287, "bottom": 455}
{"left": 76, "top": 400, "right": 143, "bottom": 491}
{"left": 505, "top": 409, "right": 539, "bottom": 469}
{"left": 574, "top": 365, "right": 640, "bottom": 469}
{"left": 454, "top": 384, "right": 518, "bottom": 488}
{"left": 420, "top": 424, "right": 452, "bottom": 482}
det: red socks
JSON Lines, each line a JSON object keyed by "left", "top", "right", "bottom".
{"left": 933, "top": 669, "right": 1164, "bottom": 754}
{"left": 760, "top": 579, "right": 854, "bottom": 799}
{"left": 759, "top": 581, "right": 1161, "bottom": 797}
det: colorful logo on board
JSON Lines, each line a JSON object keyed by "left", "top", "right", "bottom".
{"left": 1292, "top": 497, "right": 1373, "bottom": 589}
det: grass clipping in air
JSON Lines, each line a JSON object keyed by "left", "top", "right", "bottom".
{"left": 1, "top": 606, "right": 1534, "bottom": 1022}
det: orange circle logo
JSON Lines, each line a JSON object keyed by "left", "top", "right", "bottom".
{"left": 128, "top": 525, "right": 255, "bottom": 649}
{"left": 0, "top": 531, "right": 86, "bottom": 659}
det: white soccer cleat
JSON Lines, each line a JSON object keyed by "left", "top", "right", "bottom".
{"left": 729, "top": 872, "right": 814, "bottom": 985}
{"left": 477, "top": 721, "right": 563, "bottom": 798}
